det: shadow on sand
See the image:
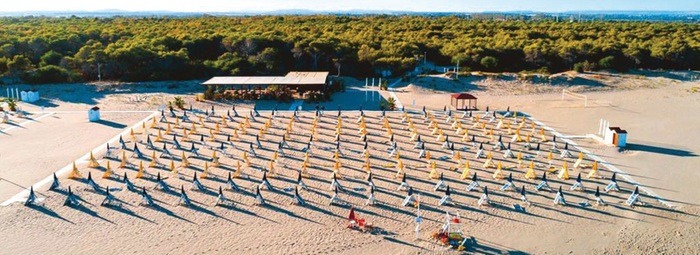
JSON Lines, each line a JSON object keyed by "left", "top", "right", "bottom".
{"left": 625, "top": 143, "right": 697, "bottom": 157}
{"left": 93, "top": 119, "right": 128, "bottom": 129}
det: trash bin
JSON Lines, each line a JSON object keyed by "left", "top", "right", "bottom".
{"left": 20, "top": 90, "right": 28, "bottom": 101}
{"left": 28, "top": 90, "right": 39, "bottom": 102}
{"left": 88, "top": 106, "right": 101, "bottom": 122}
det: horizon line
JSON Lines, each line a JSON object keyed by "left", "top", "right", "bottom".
{"left": 1, "top": 9, "right": 699, "bottom": 15}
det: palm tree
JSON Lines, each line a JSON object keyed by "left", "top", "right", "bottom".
{"left": 386, "top": 97, "right": 396, "bottom": 110}
{"left": 173, "top": 97, "right": 185, "bottom": 109}
{"left": 7, "top": 98, "right": 17, "bottom": 112}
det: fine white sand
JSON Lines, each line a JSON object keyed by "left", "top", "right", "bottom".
{"left": 0, "top": 112, "right": 151, "bottom": 202}
{"left": 0, "top": 73, "right": 698, "bottom": 254}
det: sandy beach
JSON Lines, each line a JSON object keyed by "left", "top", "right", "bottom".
{"left": 0, "top": 71, "right": 698, "bottom": 254}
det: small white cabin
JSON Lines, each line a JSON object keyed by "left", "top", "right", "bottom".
{"left": 604, "top": 127, "right": 627, "bottom": 147}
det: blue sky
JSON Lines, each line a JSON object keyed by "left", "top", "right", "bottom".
{"left": 3, "top": 0, "right": 699, "bottom": 12}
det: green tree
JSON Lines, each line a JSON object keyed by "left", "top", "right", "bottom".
{"left": 40, "top": 50, "right": 63, "bottom": 67}
{"left": 209, "top": 52, "right": 246, "bottom": 75}
{"left": 28, "top": 65, "right": 71, "bottom": 84}
{"left": 0, "top": 57, "right": 8, "bottom": 74}
{"left": 203, "top": 85, "right": 216, "bottom": 100}
{"left": 480, "top": 56, "right": 498, "bottom": 71}
{"left": 0, "top": 16, "right": 695, "bottom": 82}
{"left": 0, "top": 44, "right": 14, "bottom": 58}
{"left": 7, "top": 55, "right": 32, "bottom": 77}
{"left": 71, "top": 41, "right": 106, "bottom": 80}
{"left": 598, "top": 56, "right": 615, "bottom": 70}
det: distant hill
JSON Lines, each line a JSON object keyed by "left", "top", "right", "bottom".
{"left": 0, "top": 9, "right": 698, "bottom": 22}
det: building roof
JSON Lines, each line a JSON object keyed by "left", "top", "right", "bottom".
{"left": 202, "top": 72, "right": 329, "bottom": 86}
{"left": 451, "top": 93, "right": 477, "bottom": 100}
{"left": 609, "top": 127, "right": 628, "bottom": 134}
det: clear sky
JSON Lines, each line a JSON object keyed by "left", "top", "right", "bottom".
{"left": 3, "top": 0, "right": 699, "bottom": 13}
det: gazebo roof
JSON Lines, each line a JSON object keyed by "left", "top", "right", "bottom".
{"left": 203, "top": 72, "right": 329, "bottom": 86}
{"left": 451, "top": 93, "right": 477, "bottom": 100}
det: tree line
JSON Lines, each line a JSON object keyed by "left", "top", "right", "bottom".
{"left": 0, "top": 15, "right": 698, "bottom": 84}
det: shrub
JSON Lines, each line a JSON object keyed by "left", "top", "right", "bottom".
{"left": 278, "top": 92, "right": 292, "bottom": 102}
{"left": 573, "top": 62, "right": 585, "bottom": 72}
{"left": 536, "top": 67, "right": 550, "bottom": 74}
{"left": 203, "top": 85, "right": 215, "bottom": 100}
{"left": 7, "top": 98, "right": 17, "bottom": 111}
{"left": 173, "top": 96, "right": 185, "bottom": 109}
{"left": 329, "top": 80, "right": 345, "bottom": 93}
{"left": 598, "top": 56, "right": 615, "bottom": 70}
{"left": 28, "top": 65, "right": 71, "bottom": 84}
{"left": 480, "top": 56, "right": 498, "bottom": 71}
{"left": 222, "top": 92, "right": 234, "bottom": 101}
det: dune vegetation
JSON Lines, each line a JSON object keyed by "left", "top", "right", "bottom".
{"left": 0, "top": 16, "right": 698, "bottom": 84}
